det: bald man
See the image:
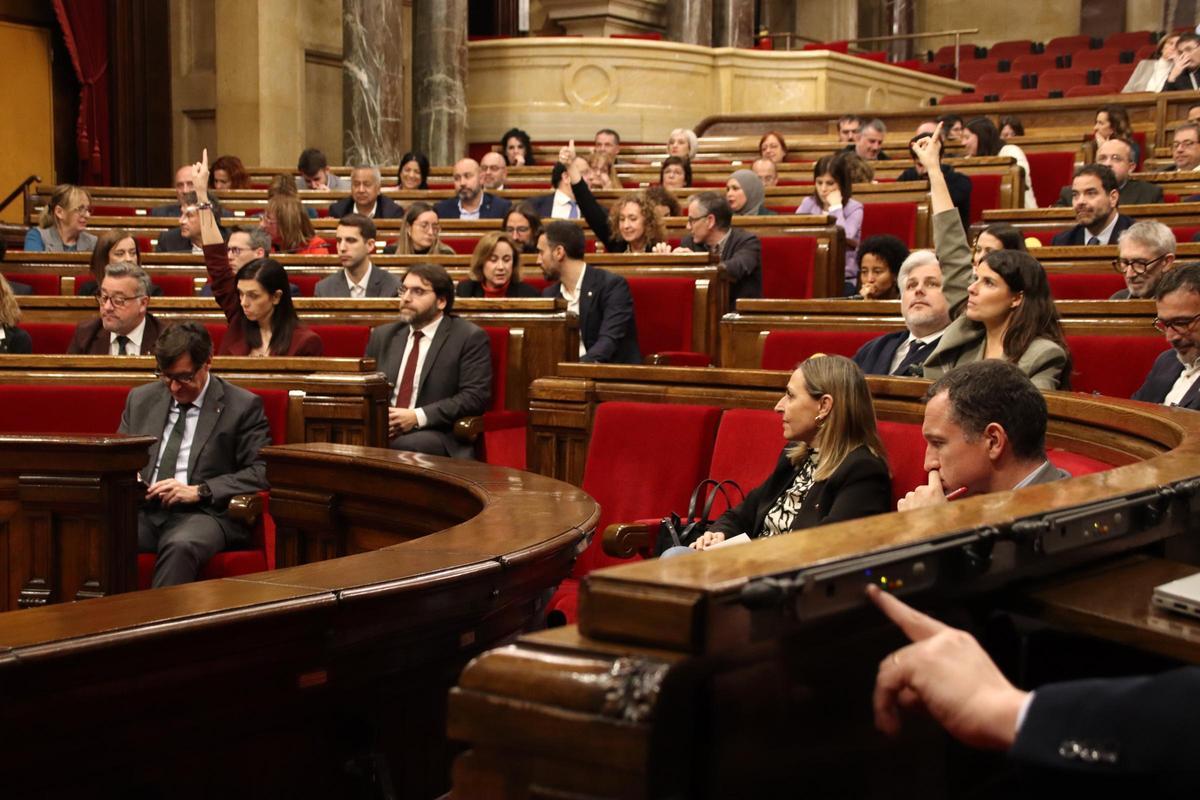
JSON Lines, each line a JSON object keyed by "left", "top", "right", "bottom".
{"left": 433, "top": 158, "right": 512, "bottom": 220}
{"left": 480, "top": 151, "right": 509, "bottom": 191}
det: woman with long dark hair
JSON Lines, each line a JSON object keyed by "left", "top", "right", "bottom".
{"left": 962, "top": 117, "right": 1036, "bottom": 208}
{"left": 398, "top": 152, "right": 430, "bottom": 190}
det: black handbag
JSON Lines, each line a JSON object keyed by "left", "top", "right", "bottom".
{"left": 654, "top": 478, "right": 745, "bottom": 555}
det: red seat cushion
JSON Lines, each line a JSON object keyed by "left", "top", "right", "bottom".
{"left": 203, "top": 323, "right": 227, "bottom": 352}
{"left": 22, "top": 322, "right": 78, "bottom": 354}
{"left": 1046, "top": 272, "right": 1126, "bottom": 300}
{"left": 309, "top": 324, "right": 371, "bottom": 358}
{"left": 1025, "top": 151, "right": 1077, "bottom": 209}
{"left": 1037, "top": 68, "right": 1089, "bottom": 94}
{"left": 1048, "top": 448, "right": 1112, "bottom": 476}
{"left": 760, "top": 236, "right": 819, "bottom": 299}
{"left": 761, "top": 330, "right": 890, "bottom": 370}
{"left": 706, "top": 408, "right": 786, "bottom": 516}
{"left": 443, "top": 237, "right": 479, "bottom": 255}
{"left": 1064, "top": 84, "right": 1120, "bottom": 98}
{"left": 861, "top": 203, "right": 917, "bottom": 247}
{"left": 0, "top": 384, "right": 130, "bottom": 433}
{"left": 5, "top": 273, "right": 60, "bottom": 295}
{"left": 1045, "top": 35, "right": 1094, "bottom": 57}
{"left": 938, "top": 93, "right": 982, "bottom": 106}
{"left": 625, "top": 277, "right": 696, "bottom": 359}
{"left": 289, "top": 274, "right": 323, "bottom": 297}
{"left": 966, "top": 173, "right": 1002, "bottom": 225}
{"left": 150, "top": 274, "right": 196, "bottom": 297}
{"left": 878, "top": 420, "right": 927, "bottom": 508}
{"left": 1066, "top": 335, "right": 1169, "bottom": 397}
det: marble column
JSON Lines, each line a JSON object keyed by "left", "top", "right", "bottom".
{"left": 412, "top": 0, "right": 468, "bottom": 166}
{"left": 667, "top": 0, "right": 712, "bottom": 47}
{"left": 713, "top": 0, "right": 754, "bottom": 49}
{"left": 343, "top": 0, "right": 406, "bottom": 166}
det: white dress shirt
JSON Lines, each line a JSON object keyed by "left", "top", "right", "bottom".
{"left": 1164, "top": 359, "right": 1200, "bottom": 406}
{"left": 887, "top": 329, "right": 946, "bottom": 375}
{"left": 391, "top": 313, "right": 445, "bottom": 429}
{"left": 558, "top": 265, "right": 588, "bottom": 357}
{"left": 110, "top": 317, "right": 148, "bottom": 355}
{"left": 1086, "top": 212, "right": 1122, "bottom": 245}
{"left": 550, "top": 190, "right": 578, "bottom": 220}
{"left": 345, "top": 263, "right": 373, "bottom": 298}
{"left": 152, "top": 373, "right": 212, "bottom": 484}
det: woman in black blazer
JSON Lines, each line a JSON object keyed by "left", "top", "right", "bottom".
{"left": 686, "top": 355, "right": 892, "bottom": 551}
{"left": 0, "top": 274, "right": 32, "bottom": 354}
{"left": 455, "top": 231, "right": 541, "bottom": 298}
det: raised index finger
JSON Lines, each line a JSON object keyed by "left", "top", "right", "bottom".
{"left": 866, "top": 584, "right": 948, "bottom": 642}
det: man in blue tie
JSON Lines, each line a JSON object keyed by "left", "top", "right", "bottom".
{"left": 1050, "top": 164, "right": 1135, "bottom": 247}
{"left": 853, "top": 251, "right": 958, "bottom": 377}
{"left": 528, "top": 152, "right": 592, "bottom": 220}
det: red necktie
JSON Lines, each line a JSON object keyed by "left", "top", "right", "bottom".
{"left": 394, "top": 330, "right": 424, "bottom": 408}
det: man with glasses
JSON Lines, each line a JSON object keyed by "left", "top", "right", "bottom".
{"left": 433, "top": 158, "right": 511, "bottom": 220}
{"left": 673, "top": 191, "right": 762, "bottom": 308}
{"left": 1164, "top": 33, "right": 1200, "bottom": 91}
{"left": 1162, "top": 122, "right": 1200, "bottom": 172}
{"left": 479, "top": 151, "right": 509, "bottom": 192}
{"left": 68, "top": 262, "right": 163, "bottom": 355}
{"left": 157, "top": 191, "right": 224, "bottom": 254}
{"left": 1055, "top": 138, "right": 1162, "bottom": 207}
{"left": 119, "top": 321, "right": 271, "bottom": 586}
{"left": 1111, "top": 221, "right": 1176, "bottom": 299}
{"left": 1133, "top": 263, "right": 1200, "bottom": 410}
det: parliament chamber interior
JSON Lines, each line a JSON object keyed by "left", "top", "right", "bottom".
{"left": 4, "top": 1, "right": 1200, "bottom": 797}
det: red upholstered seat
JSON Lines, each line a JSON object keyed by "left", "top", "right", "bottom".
{"left": 1025, "top": 229, "right": 1065, "bottom": 246}
{"left": 470, "top": 326, "right": 527, "bottom": 470}
{"left": 0, "top": 384, "right": 130, "bottom": 433}
{"left": 878, "top": 420, "right": 927, "bottom": 508}
{"left": 203, "top": 323, "right": 226, "bottom": 352}
{"left": 4, "top": 273, "right": 60, "bottom": 295}
{"left": 861, "top": 202, "right": 917, "bottom": 247}
{"left": 989, "top": 40, "right": 1036, "bottom": 60}
{"left": 760, "top": 235, "right": 819, "bottom": 298}
{"left": 999, "top": 89, "right": 1049, "bottom": 102}
{"left": 289, "top": 274, "right": 323, "bottom": 297}
{"left": 1048, "top": 449, "right": 1111, "bottom": 476}
{"left": 966, "top": 173, "right": 1003, "bottom": 224}
{"left": 444, "top": 237, "right": 478, "bottom": 255}
{"left": 1013, "top": 53, "right": 1064, "bottom": 75}
{"left": 1037, "top": 68, "right": 1089, "bottom": 94}
{"left": 625, "top": 277, "right": 703, "bottom": 362}
{"left": 1046, "top": 35, "right": 1094, "bottom": 57}
{"left": 1025, "top": 151, "right": 1077, "bottom": 208}
{"left": 1046, "top": 272, "right": 1126, "bottom": 300}
{"left": 1064, "top": 84, "right": 1120, "bottom": 97}
{"left": 23, "top": 322, "right": 78, "bottom": 354}
{"left": 706, "top": 408, "right": 785, "bottom": 517}
{"left": 933, "top": 44, "right": 980, "bottom": 64}
{"left": 308, "top": 324, "right": 370, "bottom": 358}
{"left": 1067, "top": 334, "right": 1168, "bottom": 398}
{"left": 1071, "top": 48, "right": 1122, "bottom": 71}
{"left": 1102, "top": 63, "right": 1137, "bottom": 90}
{"left": 856, "top": 50, "right": 888, "bottom": 63}
{"left": 975, "top": 72, "right": 1025, "bottom": 95}
{"left": 1105, "top": 31, "right": 1154, "bottom": 51}
{"left": 957, "top": 59, "right": 1004, "bottom": 83}
{"left": 938, "top": 92, "right": 982, "bottom": 106}
{"left": 761, "top": 329, "right": 890, "bottom": 370}
{"left": 150, "top": 274, "right": 196, "bottom": 297}
{"left": 804, "top": 40, "right": 849, "bottom": 54}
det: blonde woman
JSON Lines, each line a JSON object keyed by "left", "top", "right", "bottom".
{"left": 25, "top": 184, "right": 96, "bottom": 252}
{"left": 388, "top": 201, "right": 455, "bottom": 255}
{"left": 0, "top": 275, "right": 31, "bottom": 353}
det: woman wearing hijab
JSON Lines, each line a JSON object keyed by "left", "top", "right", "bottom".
{"left": 725, "top": 169, "right": 775, "bottom": 216}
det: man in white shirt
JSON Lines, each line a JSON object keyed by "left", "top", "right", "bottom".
{"left": 315, "top": 214, "right": 401, "bottom": 298}
{"left": 1050, "top": 164, "right": 1134, "bottom": 246}
{"left": 68, "top": 263, "right": 163, "bottom": 355}
{"left": 433, "top": 158, "right": 511, "bottom": 220}
{"left": 1133, "top": 263, "right": 1200, "bottom": 410}
{"left": 1163, "top": 123, "right": 1200, "bottom": 172}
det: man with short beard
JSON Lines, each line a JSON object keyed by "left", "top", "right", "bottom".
{"left": 479, "top": 151, "right": 509, "bottom": 191}
{"left": 364, "top": 263, "right": 492, "bottom": 457}
{"left": 433, "top": 158, "right": 511, "bottom": 220}
{"left": 1050, "top": 164, "right": 1134, "bottom": 246}
{"left": 1133, "top": 263, "right": 1200, "bottom": 409}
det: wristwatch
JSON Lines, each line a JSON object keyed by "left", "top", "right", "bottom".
{"left": 196, "top": 482, "right": 212, "bottom": 504}
{"left": 195, "top": 202, "right": 213, "bottom": 211}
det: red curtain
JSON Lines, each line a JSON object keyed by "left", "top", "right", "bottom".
{"left": 52, "top": 0, "right": 111, "bottom": 185}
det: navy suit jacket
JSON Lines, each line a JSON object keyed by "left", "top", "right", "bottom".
{"left": 1132, "top": 350, "right": 1200, "bottom": 409}
{"left": 542, "top": 266, "right": 641, "bottom": 364}
{"left": 852, "top": 330, "right": 910, "bottom": 376}
{"left": 1050, "top": 214, "right": 1135, "bottom": 246}
{"left": 328, "top": 194, "right": 404, "bottom": 220}
{"left": 433, "top": 193, "right": 511, "bottom": 220}
{"left": 527, "top": 194, "right": 555, "bottom": 219}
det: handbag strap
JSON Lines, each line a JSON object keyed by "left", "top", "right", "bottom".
{"left": 685, "top": 479, "right": 721, "bottom": 522}
{"left": 699, "top": 479, "right": 745, "bottom": 524}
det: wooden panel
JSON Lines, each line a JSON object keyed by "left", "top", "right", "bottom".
{"left": 0, "top": 22, "right": 53, "bottom": 225}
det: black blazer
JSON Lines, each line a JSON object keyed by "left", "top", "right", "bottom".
{"left": 679, "top": 226, "right": 762, "bottom": 307}
{"left": 9, "top": 281, "right": 32, "bottom": 295}
{"left": 455, "top": 279, "right": 541, "bottom": 298}
{"left": 542, "top": 266, "right": 641, "bottom": 364}
{"left": 1050, "top": 214, "right": 1135, "bottom": 246}
{"left": 327, "top": 194, "right": 404, "bottom": 220}
{"left": 853, "top": 330, "right": 910, "bottom": 376}
{"left": 1055, "top": 180, "right": 1163, "bottom": 208}
{"left": 1132, "top": 350, "right": 1200, "bottom": 408}
{"left": 710, "top": 445, "right": 891, "bottom": 539}
{"left": 0, "top": 324, "right": 31, "bottom": 353}
{"left": 898, "top": 164, "right": 972, "bottom": 229}
{"left": 148, "top": 203, "right": 182, "bottom": 218}
{"left": 433, "top": 193, "right": 512, "bottom": 220}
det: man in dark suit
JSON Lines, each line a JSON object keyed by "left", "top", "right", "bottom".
{"left": 897, "top": 361, "right": 1068, "bottom": 510}
{"left": 1163, "top": 32, "right": 1200, "bottom": 91}
{"left": 1132, "top": 263, "right": 1200, "bottom": 409}
{"left": 898, "top": 131, "right": 972, "bottom": 229}
{"left": 1054, "top": 138, "right": 1163, "bottom": 208}
{"left": 157, "top": 193, "right": 225, "bottom": 253}
{"left": 1111, "top": 220, "right": 1176, "bottom": 299}
{"left": 1050, "top": 164, "right": 1135, "bottom": 246}
{"left": 844, "top": 118, "right": 890, "bottom": 160}
{"left": 853, "top": 251, "right": 957, "bottom": 377}
{"left": 1160, "top": 122, "right": 1200, "bottom": 172}
{"left": 433, "top": 158, "right": 511, "bottom": 220}
{"left": 528, "top": 155, "right": 593, "bottom": 220}
{"left": 315, "top": 214, "right": 401, "bottom": 298}
{"left": 327, "top": 166, "right": 404, "bottom": 220}
{"left": 148, "top": 164, "right": 193, "bottom": 218}
{"left": 365, "top": 263, "right": 492, "bottom": 458}
{"left": 119, "top": 322, "right": 271, "bottom": 587}
{"left": 538, "top": 219, "right": 641, "bottom": 364}
{"left": 675, "top": 191, "right": 762, "bottom": 308}
{"left": 68, "top": 263, "right": 163, "bottom": 355}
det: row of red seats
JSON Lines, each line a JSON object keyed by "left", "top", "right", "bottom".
{"left": 933, "top": 32, "right": 1157, "bottom": 64}
{"left": 957, "top": 56, "right": 1137, "bottom": 85}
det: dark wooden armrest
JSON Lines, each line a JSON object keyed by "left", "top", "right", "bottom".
{"left": 602, "top": 521, "right": 655, "bottom": 559}
{"left": 454, "top": 416, "right": 484, "bottom": 443}
{"left": 228, "top": 492, "right": 262, "bottom": 527}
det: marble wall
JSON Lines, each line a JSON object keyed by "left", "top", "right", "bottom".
{"left": 342, "top": 0, "right": 405, "bottom": 166}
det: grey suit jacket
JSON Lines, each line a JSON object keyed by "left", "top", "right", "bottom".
{"left": 314, "top": 264, "right": 401, "bottom": 298}
{"left": 365, "top": 314, "right": 492, "bottom": 459}
{"left": 921, "top": 317, "right": 1070, "bottom": 391}
{"left": 119, "top": 375, "right": 271, "bottom": 544}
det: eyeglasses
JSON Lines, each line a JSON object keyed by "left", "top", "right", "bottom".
{"left": 504, "top": 225, "right": 531, "bottom": 235}
{"left": 1174, "top": 139, "right": 1199, "bottom": 150}
{"left": 686, "top": 214, "right": 710, "bottom": 225}
{"left": 155, "top": 369, "right": 200, "bottom": 385}
{"left": 95, "top": 291, "right": 144, "bottom": 307}
{"left": 1154, "top": 313, "right": 1200, "bottom": 334}
{"left": 70, "top": 205, "right": 92, "bottom": 216}
{"left": 397, "top": 286, "right": 431, "bottom": 298}
{"left": 1112, "top": 254, "right": 1168, "bottom": 276}
{"left": 411, "top": 221, "right": 440, "bottom": 233}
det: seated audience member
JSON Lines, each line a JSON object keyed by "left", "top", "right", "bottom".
{"left": 998, "top": 115, "right": 1024, "bottom": 139}
{"left": 209, "top": 155, "right": 249, "bottom": 191}
{"left": 561, "top": 140, "right": 670, "bottom": 253}
{"left": 501, "top": 128, "right": 534, "bottom": 166}
{"left": 25, "top": 184, "right": 96, "bottom": 252}
{"left": 1092, "top": 104, "right": 1139, "bottom": 163}
{"left": 0, "top": 275, "right": 32, "bottom": 353}
{"left": 584, "top": 151, "right": 618, "bottom": 191}
{"left": 264, "top": 192, "right": 330, "bottom": 255}
{"left": 529, "top": 154, "right": 592, "bottom": 220}
{"left": 149, "top": 165, "right": 194, "bottom": 218}
{"left": 726, "top": 168, "right": 774, "bottom": 216}
{"left": 457, "top": 231, "right": 540, "bottom": 298}
{"left": 1124, "top": 32, "right": 1179, "bottom": 92}
{"left": 847, "top": 119, "right": 889, "bottom": 161}
{"left": 479, "top": 151, "right": 508, "bottom": 191}
{"left": 659, "top": 155, "right": 692, "bottom": 191}
{"left": 962, "top": 117, "right": 1036, "bottom": 207}
{"left": 842, "top": 153, "right": 876, "bottom": 184}
{"left": 935, "top": 113, "right": 964, "bottom": 140}
{"left": 593, "top": 128, "right": 621, "bottom": 162}
{"left": 398, "top": 151, "right": 430, "bottom": 189}
{"left": 1051, "top": 164, "right": 1134, "bottom": 246}
{"left": 1055, "top": 137, "right": 1162, "bottom": 207}
{"left": 295, "top": 147, "right": 348, "bottom": 191}
{"left": 1162, "top": 32, "right": 1200, "bottom": 91}
{"left": 677, "top": 355, "right": 891, "bottom": 553}
{"left": 676, "top": 190, "right": 762, "bottom": 307}
{"left": 157, "top": 193, "right": 224, "bottom": 254}
{"left": 502, "top": 203, "right": 542, "bottom": 254}
{"left": 1163, "top": 122, "right": 1200, "bottom": 172}
{"left": 870, "top": 585, "right": 1200, "bottom": 797}
{"left": 121, "top": 321, "right": 271, "bottom": 587}
{"left": 79, "top": 229, "right": 159, "bottom": 297}
{"left": 1133, "top": 263, "right": 1200, "bottom": 409}
{"left": 366, "top": 263, "right": 492, "bottom": 458}
{"left": 796, "top": 154, "right": 864, "bottom": 290}
{"left": 836, "top": 114, "right": 861, "bottom": 142}
{"left": 329, "top": 166, "right": 403, "bottom": 220}
{"left": 200, "top": 226, "right": 275, "bottom": 297}
{"left": 265, "top": 173, "right": 316, "bottom": 219}
{"left": 194, "top": 152, "right": 322, "bottom": 357}
{"left": 434, "top": 158, "right": 512, "bottom": 221}
{"left": 69, "top": 263, "right": 162, "bottom": 355}
{"left": 538, "top": 220, "right": 641, "bottom": 364}
{"left": 752, "top": 157, "right": 778, "bottom": 189}
{"left": 1189, "top": 102, "right": 1200, "bottom": 123}
{"left": 667, "top": 128, "right": 698, "bottom": 161}
{"left": 914, "top": 121, "right": 938, "bottom": 136}
{"left": 759, "top": 131, "right": 788, "bottom": 163}
{"left": 898, "top": 131, "right": 972, "bottom": 228}
{"left": 387, "top": 201, "right": 455, "bottom": 256}
{"left": 644, "top": 185, "right": 681, "bottom": 220}
{"left": 898, "top": 360, "right": 1068, "bottom": 510}
{"left": 315, "top": 214, "right": 400, "bottom": 298}
{"left": 855, "top": 235, "right": 908, "bottom": 300}
{"left": 1112, "top": 221, "right": 1176, "bottom": 299}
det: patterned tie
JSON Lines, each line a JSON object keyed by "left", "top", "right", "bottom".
{"left": 394, "top": 330, "right": 424, "bottom": 408}
{"left": 893, "top": 339, "right": 937, "bottom": 377}
{"left": 1087, "top": 236, "right": 1101, "bottom": 246}
{"left": 116, "top": 335, "right": 130, "bottom": 355}
{"left": 154, "top": 403, "right": 193, "bottom": 483}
